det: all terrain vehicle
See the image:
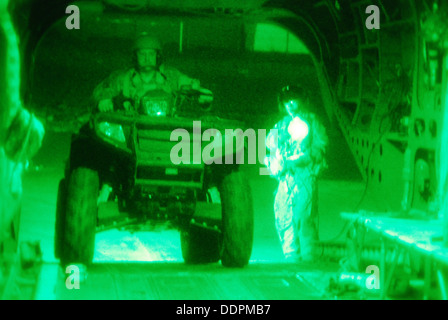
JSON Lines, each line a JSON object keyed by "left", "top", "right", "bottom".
{"left": 54, "top": 88, "right": 254, "bottom": 268}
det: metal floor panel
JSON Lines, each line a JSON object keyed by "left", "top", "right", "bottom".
{"left": 50, "top": 263, "right": 331, "bottom": 300}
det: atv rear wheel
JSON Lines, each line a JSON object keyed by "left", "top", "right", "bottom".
{"left": 60, "top": 168, "right": 99, "bottom": 265}
{"left": 219, "top": 168, "right": 254, "bottom": 268}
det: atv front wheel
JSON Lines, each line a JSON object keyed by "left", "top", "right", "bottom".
{"left": 60, "top": 168, "right": 98, "bottom": 265}
{"left": 219, "top": 168, "right": 254, "bottom": 267}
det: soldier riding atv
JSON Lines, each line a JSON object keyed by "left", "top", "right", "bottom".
{"left": 54, "top": 33, "right": 254, "bottom": 268}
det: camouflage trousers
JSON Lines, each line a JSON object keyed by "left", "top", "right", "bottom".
{"left": 274, "top": 173, "right": 319, "bottom": 260}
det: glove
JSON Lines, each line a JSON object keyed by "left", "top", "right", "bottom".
{"left": 197, "top": 88, "right": 213, "bottom": 104}
{"left": 98, "top": 99, "right": 114, "bottom": 112}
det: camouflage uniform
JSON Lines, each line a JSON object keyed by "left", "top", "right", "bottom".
{"left": 266, "top": 113, "right": 327, "bottom": 260}
{"left": 0, "top": 2, "right": 44, "bottom": 249}
{"left": 93, "top": 65, "right": 199, "bottom": 108}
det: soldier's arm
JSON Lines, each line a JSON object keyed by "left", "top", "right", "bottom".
{"left": 178, "top": 72, "right": 200, "bottom": 90}
{"left": 266, "top": 121, "right": 291, "bottom": 177}
{"left": 286, "top": 150, "right": 311, "bottom": 168}
{"left": 93, "top": 70, "right": 126, "bottom": 102}
{"left": 165, "top": 66, "right": 213, "bottom": 103}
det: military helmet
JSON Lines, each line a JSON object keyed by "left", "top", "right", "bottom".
{"left": 133, "top": 33, "right": 163, "bottom": 69}
{"left": 278, "top": 85, "right": 310, "bottom": 114}
{"left": 278, "top": 85, "right": 308, "bottom": 104}
{"left": 133, "top": 33, "right": 162, "bottom": 52}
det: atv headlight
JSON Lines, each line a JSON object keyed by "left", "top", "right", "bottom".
{"left": 97, "top": 121, "right": 126, "bottom": 143}
{"left": 140, "top": 98, "right": 169, "bottom": 117}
